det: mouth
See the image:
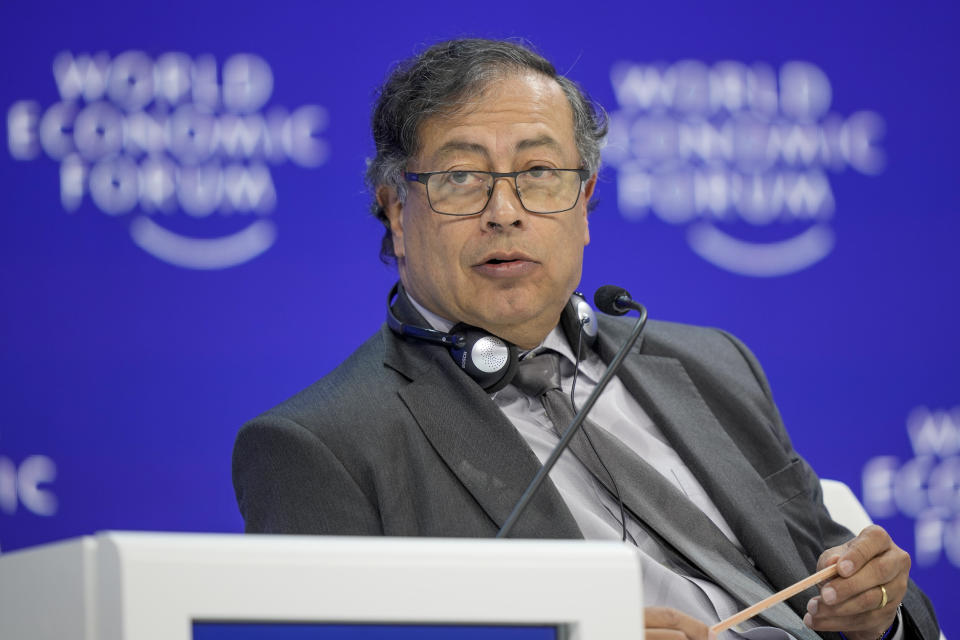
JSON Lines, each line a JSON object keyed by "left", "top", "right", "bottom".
{"left": 476, "top": 251, "right": 535, "bottom": 266}
{"left": 473, "top": 252, "right": 539, "bottom": 278}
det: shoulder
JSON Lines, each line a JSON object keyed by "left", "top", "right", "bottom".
{"left": 600, "top": 315, "right": 765, "bottom": 384}
{"left": 233, "top": 323, "right": 423, "bottom": 506}
{"left": 598, "top": 315, "right": 784, "bottom": 432}
{"left": 648, "top": 320, "right": 770, "bottom": 389}
{"left": 244, "top": 325, "right": 411, "bottom": 437}
{"left": 232, "top": 328, "right": 397, "bottom": 533}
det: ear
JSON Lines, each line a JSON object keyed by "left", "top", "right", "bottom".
{"left": 378, "top": 185, "right": 405, "bottom": 259}
{"left": 584, "top": 173, "right": 597, "bottom": 202}
{"left": 581, "top": 173, "right": 597, "bottom": 246}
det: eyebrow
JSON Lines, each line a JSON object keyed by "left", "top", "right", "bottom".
{"left": 429, "top": 136, "right": 566, "bottom": 165}
{"left": 515, "top": 135, "right": 564, "bottom": 154}
{"left": 430, "top": 140, "right": 491, "bottom": 164}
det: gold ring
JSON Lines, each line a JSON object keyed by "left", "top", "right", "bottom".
{"left": 878, "top": 585, "right": 888, "bottom": 610}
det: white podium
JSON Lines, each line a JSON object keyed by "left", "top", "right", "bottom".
{"left": 0, "top": 532, "right": 645, "bottom": 640}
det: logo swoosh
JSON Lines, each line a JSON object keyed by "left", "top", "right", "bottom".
{"left": 129, "top": 216, "right": 277, "bottom": 270}
{"left": 686, "top": 222, "right": 834, "bottom": 277}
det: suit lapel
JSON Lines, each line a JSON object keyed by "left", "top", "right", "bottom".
{"left": 383, "top": 291, "right": 581, "bottom": 539}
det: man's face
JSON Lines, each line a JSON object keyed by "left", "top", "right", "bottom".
{"left": 380, "top": 72, "right": 595, "bottom": 349}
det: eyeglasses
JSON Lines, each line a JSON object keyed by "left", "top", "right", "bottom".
{"left": 405, "top": 168, "right": 591, "bottom": 216}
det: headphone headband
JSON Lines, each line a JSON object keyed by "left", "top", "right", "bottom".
{"left": 385, "top": 284, "right": 464, "bottom": 348}
{"left": 386, "top": 282, "right": 596, "bottom": 392}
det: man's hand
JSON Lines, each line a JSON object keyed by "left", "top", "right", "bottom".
{"left": 804, "top": 525, "right": 910, "bottom": 640}
{"left": 646, "top": 606, "right": 713, "bottom": 640}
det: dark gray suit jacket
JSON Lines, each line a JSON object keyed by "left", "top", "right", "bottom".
{"left": 232, "top": 297, "right": 938, "bottom": 639}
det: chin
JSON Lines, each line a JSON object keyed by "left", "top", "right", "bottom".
{"left": 479, "top": 300, "right": 549, "bottom": 330}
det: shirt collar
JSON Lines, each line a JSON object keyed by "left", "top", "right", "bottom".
{"left": 538, "top": 326, "right": 577, "bottom": 364}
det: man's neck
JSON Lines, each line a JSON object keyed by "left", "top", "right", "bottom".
{"left": 404, "top": 292, "right": 553, "bottom": 349}
{"left": 406, "top": 294, "right": 455, "bottom": 333}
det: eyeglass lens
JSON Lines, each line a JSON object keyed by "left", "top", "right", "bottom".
{"left": 427, "top": 169, "right": 582, "bottom": 215}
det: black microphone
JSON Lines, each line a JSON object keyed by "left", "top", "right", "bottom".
{"left": 496, "top": 285, "right": 649, "bottom": 539}
{"left": 594, "top": 284, "right": 643, "bottom": 316}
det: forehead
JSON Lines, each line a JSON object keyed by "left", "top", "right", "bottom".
{"left": 414, "top": 72, "right": 578, "bottom": 165}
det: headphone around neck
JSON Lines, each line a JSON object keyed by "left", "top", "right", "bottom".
{"left": 386, "top": 282, "right": 597, "bottom": 393}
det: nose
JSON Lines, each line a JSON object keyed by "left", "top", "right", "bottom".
{"left": 481, "top": 176, "right": 524, "bottom": 230}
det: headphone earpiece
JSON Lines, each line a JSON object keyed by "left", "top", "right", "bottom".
{"left": 387, "top": 283, "right": 596, "bottom": 392}
{"left": 448, "top": 323, "right": 519, "bottom": 393}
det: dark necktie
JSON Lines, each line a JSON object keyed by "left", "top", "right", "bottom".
{"left": 512, "top": 351, "right": 817, "bottom": 639}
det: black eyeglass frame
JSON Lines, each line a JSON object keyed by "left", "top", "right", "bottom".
{"left": 404, "top": 168, "right": 591, "bottom": 216}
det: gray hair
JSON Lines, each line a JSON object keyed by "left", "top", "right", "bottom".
{"left": 366, "top": 38, "right": 608, "bottom": 263}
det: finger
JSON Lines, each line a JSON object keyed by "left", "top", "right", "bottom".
{"left": 646, "top": 607, "right": 710, "bottom": 640}
{"left": 834, "top": 526, "right": 891, "bottom": 578}
{"left": 806, "top": 583, "right": 901, "bottom": 639}
{"left": 817, "top": 546, "right": 843, "bottom": 572}
{"left": 809, "top": 584, "right": 897, "bottom": 618}
{"left": 819, "top": 548, "right": 909, "bottom": 607}
{"left": 820, "top": 576, "right": 906, "bottom": 613}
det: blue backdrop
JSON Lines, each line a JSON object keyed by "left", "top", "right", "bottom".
{"left": 1, "top": 0, "right": 957, "bottom": 634}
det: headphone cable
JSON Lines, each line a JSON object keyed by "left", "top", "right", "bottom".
{"left": 570, "top": 321, "right": 629, "bottom": 543}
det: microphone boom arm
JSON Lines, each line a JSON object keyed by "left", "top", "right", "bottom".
{"left": 496, "top": 301, "right": 648, "bottom": 538}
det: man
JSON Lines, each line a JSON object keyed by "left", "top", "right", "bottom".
{"left": 232, "top": 39, "right": 938, "bottom": 640}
